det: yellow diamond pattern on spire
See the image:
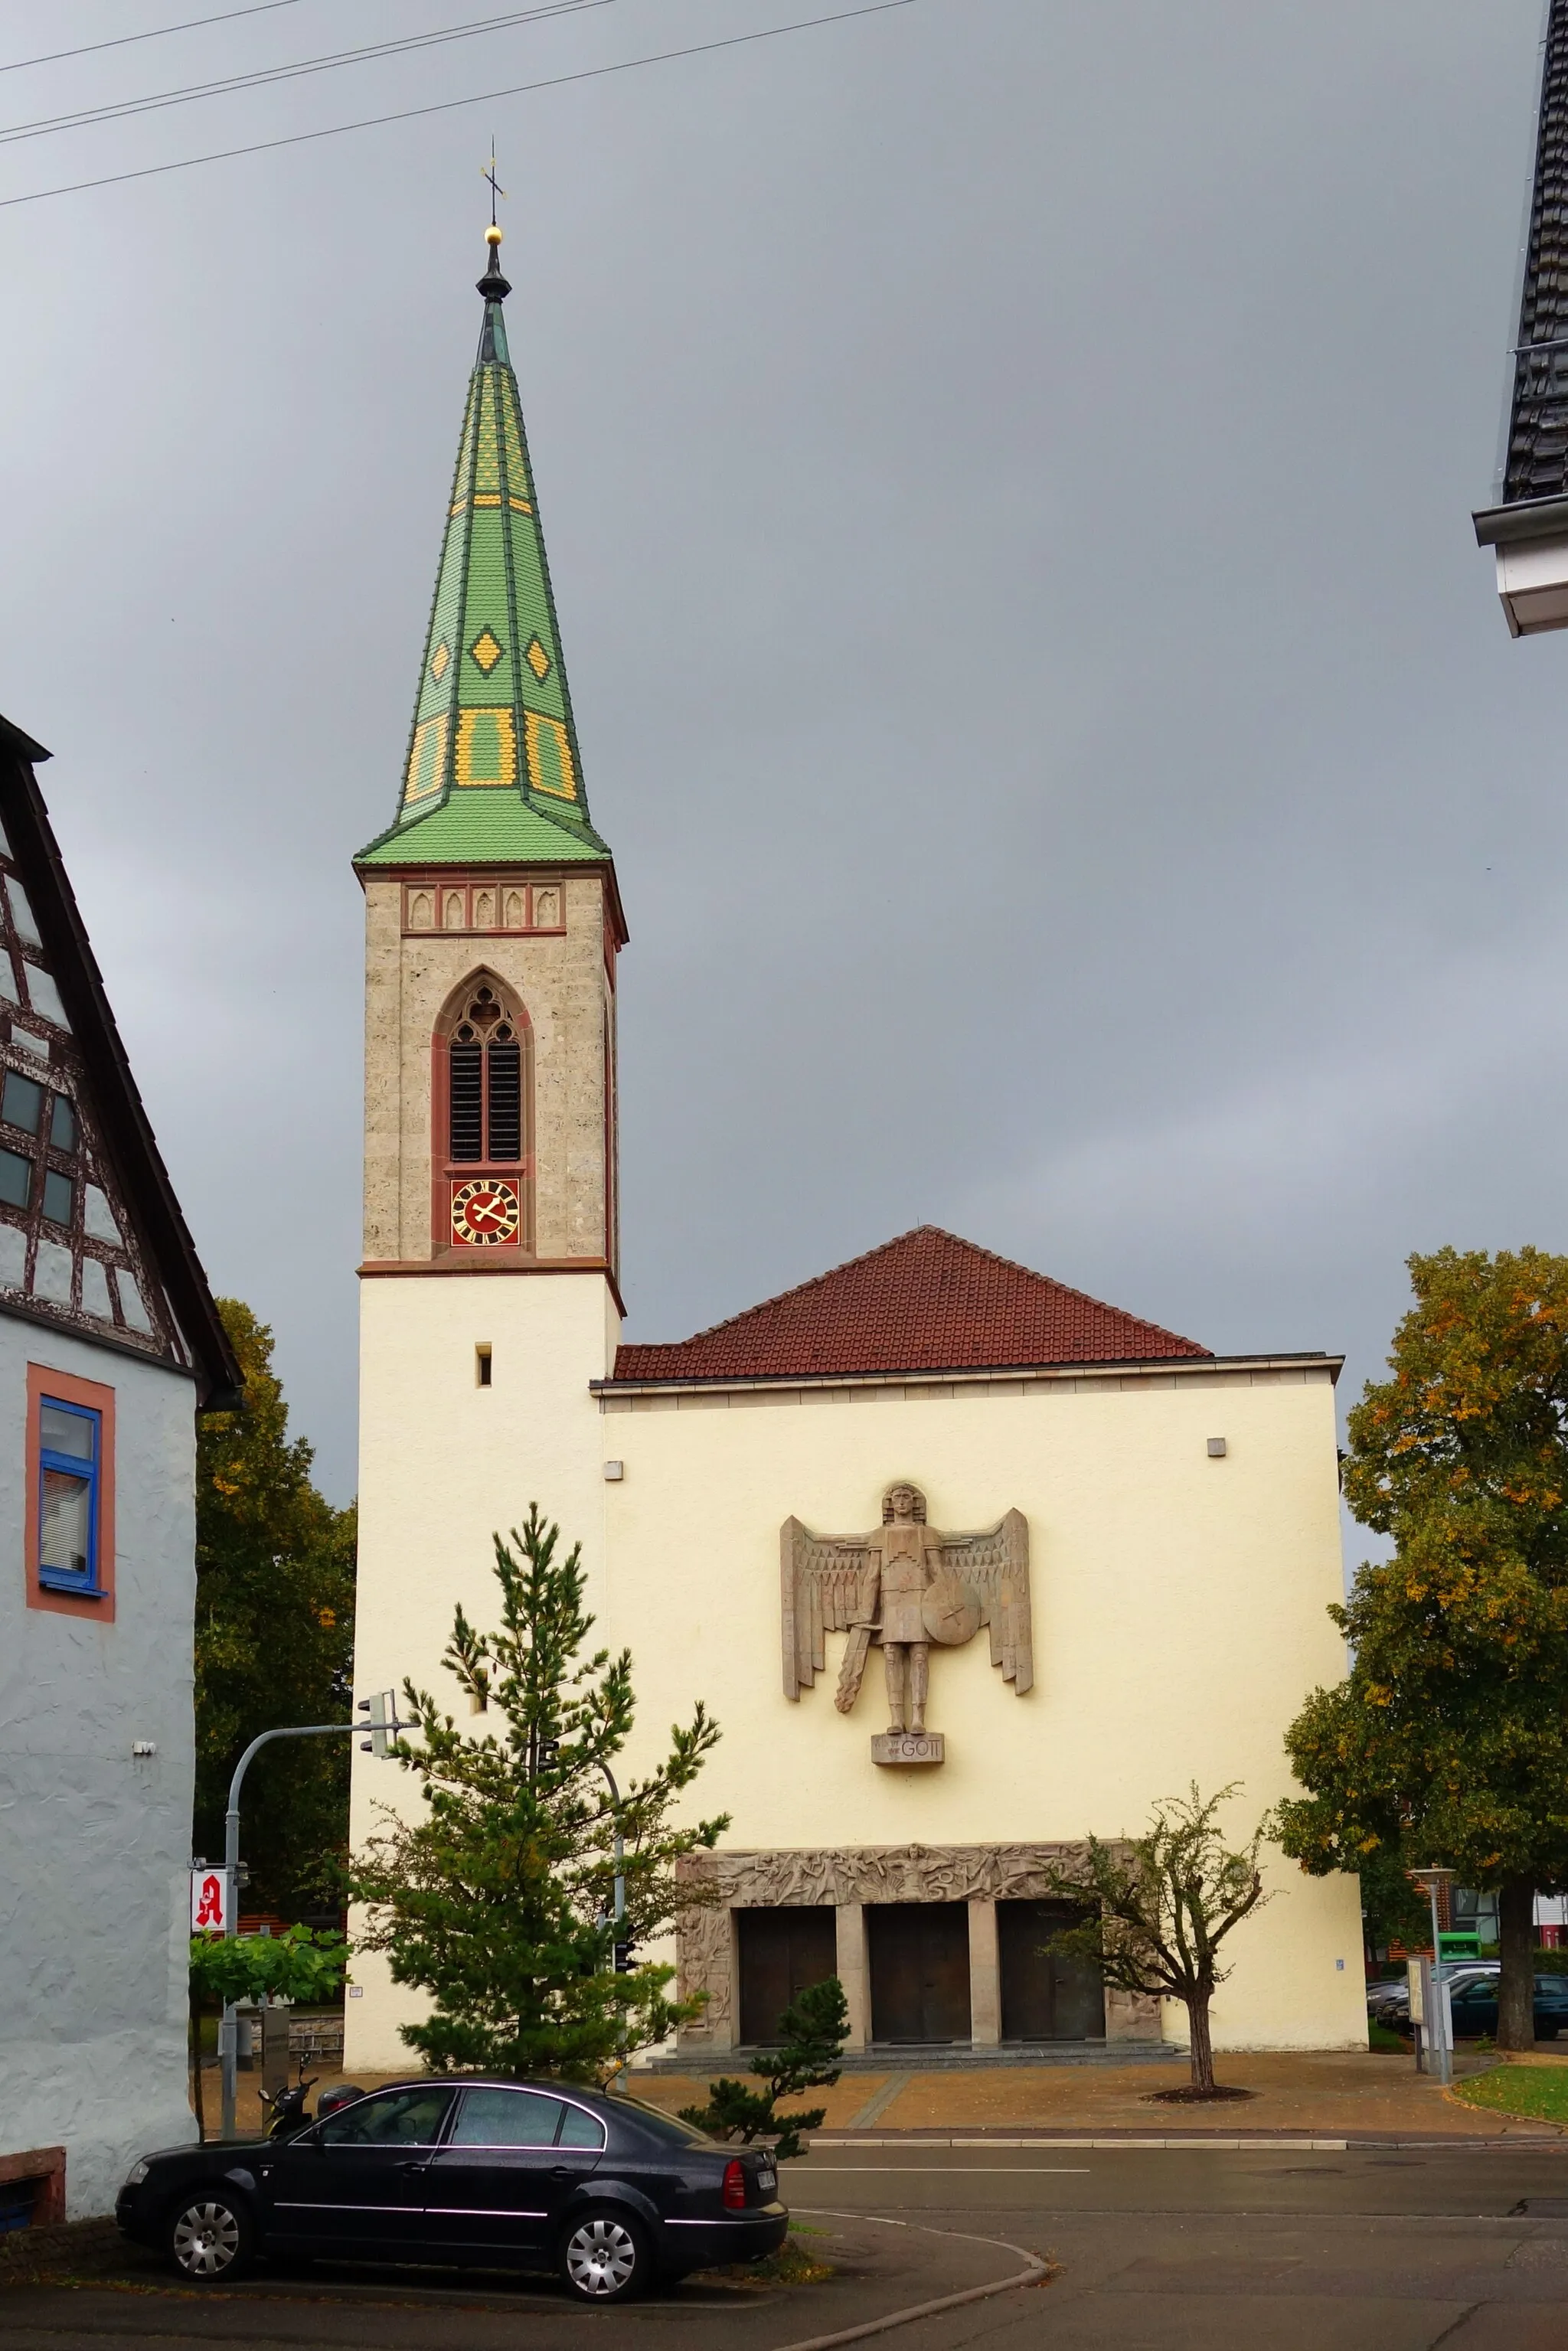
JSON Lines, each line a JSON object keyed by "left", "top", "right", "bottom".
{"left": 469, "top": 627, "right": 504, "bottom": 675}
{"left": 525, "top": 635, "right": 551, "bottom": 682}
{"left": 430, "top": 638, "right": 450, "bottom": 684}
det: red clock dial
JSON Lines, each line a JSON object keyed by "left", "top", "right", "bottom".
{"left": 451, "top": 1179, "right": 521, "bottom": 1246}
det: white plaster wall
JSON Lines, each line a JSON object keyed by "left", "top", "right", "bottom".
{"left": 346, "top": 1270, "right": 618, "bottom": 2071}
{"left": 596, "top": 1367, "right": 1365, "bottom": 2051}
{"left": 0, "top": 1319, "right": 200, "bottom": 2215}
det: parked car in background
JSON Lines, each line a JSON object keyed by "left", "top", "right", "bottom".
{"left": 1447, "top": 1975, "right": 1568, "bottom": 2042}
{"left": 1366, "top": 1978, "right": 1415, "bottom": 2016}
{"left": 1374, "top": 1964, "right": 1494, "bottom": 2029}
{"left": 116, "top": 2080, "right": 786, "bottom": 2301}
{"left": 1380, "top": 1968, "right": 1567, "bottom": 2040}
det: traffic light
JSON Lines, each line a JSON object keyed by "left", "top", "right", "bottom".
{"left": 358, "top": 1691, "right": 396, "bottom": 1758}
{"left": 612, "top": 1937, "right": 635, "bottom": 1974}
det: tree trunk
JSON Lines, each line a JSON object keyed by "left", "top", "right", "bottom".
{"left": 1497, "top": 1877, "right": 1537, "bottom": 2052}
{"left": 1186, "top": 1995, "right": 1216, "bottom": 2093}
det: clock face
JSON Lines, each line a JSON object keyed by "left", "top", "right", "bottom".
{"left": 451, "top": 1179, "right": 521, "bottom": 1246}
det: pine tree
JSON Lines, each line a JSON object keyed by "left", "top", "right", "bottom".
{"left": 348, "top": 1503, "right": 729, "bottom": 2079}
{"left": 679, "top": 1977, "right": 848, "bottom": 2160}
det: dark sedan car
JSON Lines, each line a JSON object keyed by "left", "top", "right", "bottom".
{"left": 116, "top": 2079, "right": 787, "bottom": 2301}
{"left": 1448, "top": 1974, "right": 1568, "bottom": 2042}
{"left": 1384, "top": 1971, "right": 1568, "bottom": 2041}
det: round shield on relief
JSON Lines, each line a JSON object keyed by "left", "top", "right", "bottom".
{"left": 922, "top": 1578, "right": 981, "bottom": 1646}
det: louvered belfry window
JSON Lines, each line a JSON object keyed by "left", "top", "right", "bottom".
{"left": 449, "top": 984, "right": 523, "bottom": 1164}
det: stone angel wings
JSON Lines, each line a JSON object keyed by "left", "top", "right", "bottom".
{"left": 779, "top": 1494, "right": 1033, "bottom": 1713}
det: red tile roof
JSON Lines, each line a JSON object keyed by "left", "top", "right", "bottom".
{"left": 610, "top": 1226, "right": 1210, "bottom": 1383}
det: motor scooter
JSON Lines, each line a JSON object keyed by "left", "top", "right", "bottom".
{"left": 260, "top": 2062, "right": 318, "bottom": 2140}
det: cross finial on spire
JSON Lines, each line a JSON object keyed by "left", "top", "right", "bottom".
{"left": 483, "top": 138, "right": 506, "bottom": 229}
{"left": 476, "top": 139, "right": 511, "bottom": 305}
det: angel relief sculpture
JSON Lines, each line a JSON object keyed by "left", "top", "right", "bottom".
{"left": 781, "top": 1483, "right": 1032, "bottom": 1750}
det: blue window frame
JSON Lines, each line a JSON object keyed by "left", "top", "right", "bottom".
{"left": 38, "top": 1396, "right": 100, "bottom": 1593}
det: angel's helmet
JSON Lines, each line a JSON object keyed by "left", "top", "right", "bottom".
{"left": 882, "top": 1483, "right": 927, "bottom": 1523}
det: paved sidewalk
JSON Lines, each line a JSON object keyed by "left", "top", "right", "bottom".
{"left": 201, "top": 2049, "right": 1568, "bottom": 2149}
{"left": 631, "top": 2052, "right": 1568, "bottom": 2144}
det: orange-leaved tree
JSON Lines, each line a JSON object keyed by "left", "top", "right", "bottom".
{"left": 1278, "top": 1248, "right": 1568, "bottom": 2050}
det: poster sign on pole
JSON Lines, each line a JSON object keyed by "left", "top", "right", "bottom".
{"left": 190, "top": 1864, "right": 233, "bottom": 1934}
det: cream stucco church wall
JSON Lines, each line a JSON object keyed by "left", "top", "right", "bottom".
{"left": 348, "top": 1325, "right": 1367, "bottom": 2066}
{"left": 599, "top": 1358, "right": 1364, "bottom": 2054}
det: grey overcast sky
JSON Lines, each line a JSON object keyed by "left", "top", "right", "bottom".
{"left": 0, "top": 0, "right": 1555, "bottom": 1517}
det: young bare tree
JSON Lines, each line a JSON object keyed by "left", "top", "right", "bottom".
{"left": 1042, "top": 1784, "right": 1270, "bottom": 2096}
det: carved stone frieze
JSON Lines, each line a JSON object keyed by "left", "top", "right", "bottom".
{"left": 674, "top": 1842, "right": 1162, "bottom": 2049}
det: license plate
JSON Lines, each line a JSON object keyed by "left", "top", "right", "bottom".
{"left": 756, "top": 2168, "right": 776, "bottom": 2193}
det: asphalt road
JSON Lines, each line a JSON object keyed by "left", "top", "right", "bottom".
{"left": 791, "top": 2143, "right": 1568, "bottom": 2347}
{"left": 10, "top": 2147, "right": 1568, "bottom": 2351}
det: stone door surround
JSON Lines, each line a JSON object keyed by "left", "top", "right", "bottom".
{"left": 675, "top": 1842, "right": 1160, "bottom": 2052}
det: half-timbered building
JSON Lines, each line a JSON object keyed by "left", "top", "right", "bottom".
{"left": 0, "top": 713, "right": 239, "bottom": 2220}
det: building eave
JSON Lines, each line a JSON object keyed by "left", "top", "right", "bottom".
{"left": 0, "top": 720, "right": 243, "bottom": 1409}
{"left": 593, "top": 1350, "right": 1343, "bottom": 1399}
{"left": 1473, "top": 493, "right": 1568, "bottom": 547}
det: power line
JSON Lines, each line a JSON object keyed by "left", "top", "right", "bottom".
{"left": 2, "top": 2, "right": 311, "bottom": 80}
{"left": 0, "top": 0, "right": 920, "bottom": 211}
{"left": 0, "top": 0, "right": 624, "bottom": 149}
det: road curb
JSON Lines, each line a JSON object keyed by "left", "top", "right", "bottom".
{"left": 806, "top": 2132, "right": 1568, "bottom": 2151}
{"left": 776, "top": 2213, "right": 1047, "bottom": 2351}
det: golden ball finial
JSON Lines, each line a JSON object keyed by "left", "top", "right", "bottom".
{"left": 485, "top": 224, "right": 503, "bottom": 247}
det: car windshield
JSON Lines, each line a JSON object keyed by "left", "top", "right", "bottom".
{"left": 613, "top": 2095, "right": 717, "bottom": 2147}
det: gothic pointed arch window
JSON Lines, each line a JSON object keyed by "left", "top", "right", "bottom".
{"left": 433, "top": 975, "right": 533, "bottom": 1252}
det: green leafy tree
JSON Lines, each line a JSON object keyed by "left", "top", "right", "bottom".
{"left": 679, "top": 1977, "right": 849, "bottom": 2160}
{"left": 347, "top": 1503, "right": 729, "bottom": 2080}
{"left": 1277, "top": 1248, "right": 1568, "bottom": 2051}
{"left": 1040, "top": 1784, "right": 1269, "bottom": 2095}
{"left": 188, "top": 1926, "right": 347, "bottom": 2139}
{"left": 1357, "top": 1846, "right": 1431, "bottom": 1965}
{"left": 189, "top": 1924, "right": 350, "bottom": 2010}
{"left": 194, "top": 1302, "right": 357, "bottom": 1917}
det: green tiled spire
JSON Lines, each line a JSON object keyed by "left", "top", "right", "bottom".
{"left": 358, "top": 227, "right": 611, "bottom": 868}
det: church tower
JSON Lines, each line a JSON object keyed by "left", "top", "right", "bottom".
{"left": 348, "top": 227, "right": 625, "bottom": 2062}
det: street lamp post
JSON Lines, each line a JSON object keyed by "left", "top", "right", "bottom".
{"left": 218, "top": 1724, "right": 355, "bottom": 2140}
{"left": 1408, "top": 1866, "right": 1456, "bottom": 2088}
{"left": 597, "top": 1761, "right": 626, "bottom": 1940}
{"left": 217, "top": 1696, "right": 416, "bottom": 2138}
{"left": 595, "top": 1760, "right": 630, "bottom": 2091}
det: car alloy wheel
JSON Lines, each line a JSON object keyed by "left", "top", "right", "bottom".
{"left": 562, "top": 2210, "right": 646, "bottom": 2302}
{"left": 168, "top": 2195, "right": 251, "bottom": 2282}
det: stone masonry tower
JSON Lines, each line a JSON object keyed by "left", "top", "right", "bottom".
{"left": 346, "top": 224, "right": 626, "bottom": 2065}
